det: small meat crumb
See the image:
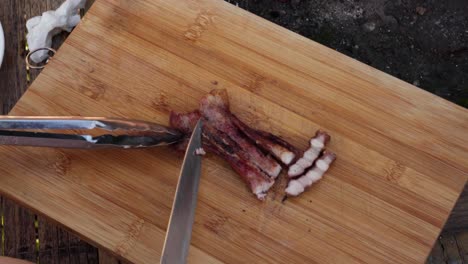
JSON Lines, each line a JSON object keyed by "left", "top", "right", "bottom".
{"left": 194, "top": 147, "right": 206, "bottom": 156}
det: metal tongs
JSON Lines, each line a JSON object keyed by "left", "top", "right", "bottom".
{"left": 0, "top": 116, "right": 184, "bottom": 149}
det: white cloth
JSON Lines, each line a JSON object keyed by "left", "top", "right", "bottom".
{"left": 26, "top": 0, "right": 86, "bottom": 63}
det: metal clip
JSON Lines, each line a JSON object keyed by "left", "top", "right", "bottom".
{"left": 25, "top": 47, "right": 57, "bottom": 69}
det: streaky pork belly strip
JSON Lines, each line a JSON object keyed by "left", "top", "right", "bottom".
{"left": 169, "top": 110, "right": 202, "bottom": 152}
{"left": 199, "top": 90, "right": 282, "bottom": 178}
{"left": 230, "top": 114, "right": 298, "bottom": 165}
{"left": 169, "top": 89, "right": 337, "bottom": 200}
{"left": 288, "top": 130, "right": 330, "bottom": 178}
{"left": 202, "top": 123, "right": 274, "bottom": 200}
{"left": 285, "top": 151, "right": 336, "bottom": 197}
{"left": 169, "top": 110, "right": 274, "bottom": 199}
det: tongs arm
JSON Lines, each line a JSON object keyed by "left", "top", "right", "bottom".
{"left": 0, "top": 116, "right": 183, "bottom": 149}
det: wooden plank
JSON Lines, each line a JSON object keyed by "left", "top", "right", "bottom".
{"left": 455, "top": 232, "right": 468, "bottom": 263}
{"left": 66, "top": 235, "right": 98, "bottom": 264}
{"left": 22, "top": 1, "right": 100, "bottom": 263}
{"left": 439, "top": 234, "right": 463, "bottom": 264}
{"left": 15, "top": 206, "right": 36, "bottom": 262}
{"left": 1, "top": 196, "right": 4, "bottom": 256}
{"left": 2, "top": 199, "right": 16, "bottom": 257}
{"left": 57, "top": 227, "right": 70, "bottom": 264}
{"left": 86, "top": 243, "right": 99, "bottom": 264}
{"left": 0, "top": 0, "right": 28, "bottom": 114}
{"left": 1, "top": 198, "right": 36, "bottom": 262}
{"left": 38, "top": 216, "right": 58, "bottom": 264}
{"left": 68, "top": 232, "right": 82, "bottom": 264}
{"left": 77, "top": 240, "right": 90, "bottom": 264}
{"left": 0, "top": 196, "right": 5, "bottom": 256}
{"left": 23, "top": 5, "right": 63, "bottom": 262}
{"left": 98, "top": 249, "right": 121, "bottom": 264}
{"left": 0, "top": 0, "right": 466, "bottom": 263}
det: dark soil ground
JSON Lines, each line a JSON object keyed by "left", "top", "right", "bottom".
{"left": 227, "top": 0, "right": 468, "bottom": 107}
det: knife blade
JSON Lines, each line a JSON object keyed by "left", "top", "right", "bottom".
{"left": 161, "top": 119, "right": 203, "bottom": 264}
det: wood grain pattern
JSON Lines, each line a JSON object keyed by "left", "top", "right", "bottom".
{"left": 1, "top": 198, "right": 35, "bottom": 262}
{"left": 32, "top": 1, "right": 76, "bottom": 262}
{"left": 0, "top": 0, "right": 28, "bottom": 113}
{"left": 0, "top": 0, "right": 467, "bottom": 263}
{"left": 0, "top": 0, "right": 103, "bottom": 262}
{"left": 98, "top": 249, "right": 126, "bottom": 264}
{"left": 38, "top": 216, "right": 59, "bottom": 264}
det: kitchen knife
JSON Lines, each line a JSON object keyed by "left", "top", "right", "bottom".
{"left": 161, "top": 119, "right": 203, "bottom": 264}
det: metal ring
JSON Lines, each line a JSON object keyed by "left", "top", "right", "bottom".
{"left": 25, "top": 47, "right": 57, "bottom": 69}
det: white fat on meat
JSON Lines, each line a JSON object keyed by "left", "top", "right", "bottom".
{"left": 194, "top": 147, "right": 206, "bottom": 156}
{"left": 280, "top": 152, "right": 295, "bottom": 165}
{"left": 288, "top": 132, "right": 328, "bottom": 177}
{"left": 285, "top": 152, "right": 336, "bottom": 197}
{"left": 253, "top": 179, "right": 275, "bottom": 200}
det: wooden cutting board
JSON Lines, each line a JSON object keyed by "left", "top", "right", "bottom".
{"left": 1, "top": 0, "right": 467, "bottom": 263}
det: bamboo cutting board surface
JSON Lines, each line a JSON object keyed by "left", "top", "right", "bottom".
{"left": 1, "top": 0, "right": 468, "bottom": 263}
